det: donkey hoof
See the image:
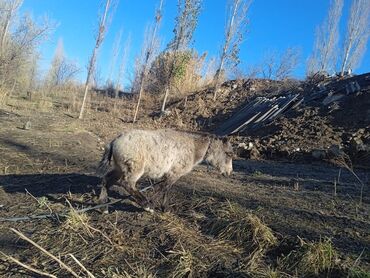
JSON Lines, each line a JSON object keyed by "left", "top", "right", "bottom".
{"left": 144, "top": 207, "right": 155, "bottom": 213}
{"left": 102, "top": 208, "right": 109, "bottom": 214}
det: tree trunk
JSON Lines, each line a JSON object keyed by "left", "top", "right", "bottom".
{"left": 340, "top": 43, "right": 351, "bottom": 76}
{"left": 78, "top": 0, "right": 110, "bottom": 119}
{"left": 133, "top": 84, "right": 143, "bottom": 123}
{"left": 213, "top": 0, "right": 239, "bottom": 101}
{"left": 132, "top": 0, "right": 163, "bottom": 122}
{"left": 161, "top": 86, "right": 170, "bottom": 113}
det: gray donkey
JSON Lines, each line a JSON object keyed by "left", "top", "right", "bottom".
{"left": 96, "top": 129, "right": 233, "bottom": 212}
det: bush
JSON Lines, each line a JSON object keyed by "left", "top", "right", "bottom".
{"left": 146, "top": 50, "right": 204, "bottom": 96}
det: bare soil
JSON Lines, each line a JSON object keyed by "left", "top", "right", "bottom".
{"left": 0, "top": 96, "right": 369, "bottom": 277}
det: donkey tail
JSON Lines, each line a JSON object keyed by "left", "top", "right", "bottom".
{"left": 96, "top": 140, "right": 114, "bottom": 177}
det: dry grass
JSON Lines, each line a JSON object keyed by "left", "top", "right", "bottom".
{"left": 101, "top": 265, "right": 157, "bottom": 278}
{"left": 0, "top": 87, "right": 9, "bottom": 105}
{"left": 203, "top": 200, "right": 277, "bottom": 271}
{"left": 251, "top": 266, "right": 291, "bottom": 278}
{"left": 63, "top": 209, "right": 91, "bottom": 233}
{"left": 329, "top": 152, "right": 366, "bottom": 206}
{"left": 204, "top": 200, "right": 277, "bottom": 249}
{"left": 155, "top": 212, "right": 242, "bottom": 276}
{"left": 347, "top": 268, "right": 370, "bottom": 278}
{"left": 169, "top": 243, "right": 205, "bottom": 278}
{"left": 280, "top": 237, "right": 339, "bottom": 275}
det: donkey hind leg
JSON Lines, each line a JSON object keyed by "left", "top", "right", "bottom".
{"left": 99, "top": 169, "right": 121, "bottom": 204}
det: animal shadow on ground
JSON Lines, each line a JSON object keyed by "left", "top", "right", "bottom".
{"left": 0, "top": 173, "right": 143, "bottom": 213}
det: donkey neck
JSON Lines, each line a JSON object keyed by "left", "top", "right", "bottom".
{"left": 193, "top": 136, "right": 211, "bottom": 165}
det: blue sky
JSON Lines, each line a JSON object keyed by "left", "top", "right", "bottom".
{"left": 21, "top": 0, "right": 369, "bottom": 86}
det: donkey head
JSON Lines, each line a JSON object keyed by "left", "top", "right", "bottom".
{"left": 205, "top": 137, "right": 234, "bottom": 176}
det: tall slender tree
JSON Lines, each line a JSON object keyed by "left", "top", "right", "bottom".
{"left": 133, "top": 0, "right": 163, "bottom": 122}
{"left": 79, "top": 0, "right": 115, "bottom": 119}
{"left": 213, "top": 0, "right": 252, "bottom": 100}
{"left": 340, "top": 0, "right": 370, "bottom": 75}
{"left": 115, "top": 33, "right": 131, "bottom": 96}
{"left": 0, "top": 0, "right": 23, "bottom": 54}
{"left": 107, "top": 28, "right": 122, "bottom": 86}
{"left": 160, "top": 0, "right": 202, "bottom": 113}
{"left": 307, "top": 0, "right": 343, "bottom": 75}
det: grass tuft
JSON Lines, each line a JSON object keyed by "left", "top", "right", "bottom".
{"left": 63, "top": 209, "right": 91, "bottom": 232}
{"left": 281, "top": 237, "right": 339, "bottom": 275}
{"left": 102, "top": 265, "right": 156, "bottom": 278}
{"left": 207, "top": 201, "right": 277, "bottom": 249}
{"left": 348, "top": 268, "right": 370, "bottom": 278}
{"left": 169, "top": 243, "right": 204, "bottom": 278}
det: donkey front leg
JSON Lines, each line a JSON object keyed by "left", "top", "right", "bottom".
{"left": 121, "top": 180, "right": 153, "bottom": 213}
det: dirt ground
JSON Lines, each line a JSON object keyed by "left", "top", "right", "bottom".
{"left": 0, "top": 97, "right": 369, "bottom": 277}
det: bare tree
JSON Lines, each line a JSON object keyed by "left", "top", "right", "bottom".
{"left": 160, "top": 0, "right": 202, "bottom": 113}
{"left": 0, "top": 0, "right": 23, "bottom": 54}
{"left": 0, "top": 13, "right": 54, "bottom": 89}
{"left": 132, "top": 0, "right": 163, "bottom": 122}
{"left": 28, "top": 53, "right": 39, "bottom": 91}
{"left": 213, "top": 0, "right": 252, "bottom": 100}
{"left": 275, "top": 47, "right": 301, "bottom": 80}
{"left": 340, "top": 0, "right": 370, "bottom": 75}
{"left": 115, "top": 33, "right": 131, "bottom": 96}
{"left": 261, "top": 51, "right": 276, "bottom": 79}
{"left": 201, "top": 55, "right": 216, "bottom": 85}
{"left": 107, "top": 28, "right": 122, "bottom": 86}
{"left": 79, "top": 0, "right": 115, "bottom": 119}
{"left": 261, "top": 47, "right": 300, "bottom": 80}
{"left": 47, "top": 38, "right": 80, "bottom": 87}
{"left": 307, "top": 0, "right": 343, "bottom": 75}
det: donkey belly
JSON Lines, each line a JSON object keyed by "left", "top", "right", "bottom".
{"left": 143, "top": 151, "right": 178, "bottom": 180}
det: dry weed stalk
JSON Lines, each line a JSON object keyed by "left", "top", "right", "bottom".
{"left": 25, "top": 189, "right": 53, "bottom": 214}
{"left": 69, "top": 253, "right": 96, "bottom": 278}
{"left": 64, "top": 199, "right": 114, "bottom": 244}
{"left": 0, "top": 251, "right": 57, "bottom": 278}
{"left": 329, "top": 152, "right": 366, "bottom": 205}
{"left": 9, "top": 228, "right": 80, "bottom": 278}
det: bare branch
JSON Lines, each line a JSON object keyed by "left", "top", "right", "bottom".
{"left": 340, "top": 0, "right": 370, "bottom": 74}
{"left": 275, "top": 47, "right": 301, "bottom": 80}
{"left": 213, "top": 0, "right": 252, "bottom": 100}
{"left": 307, "top": 0, "right": 343, "bottom": 75}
